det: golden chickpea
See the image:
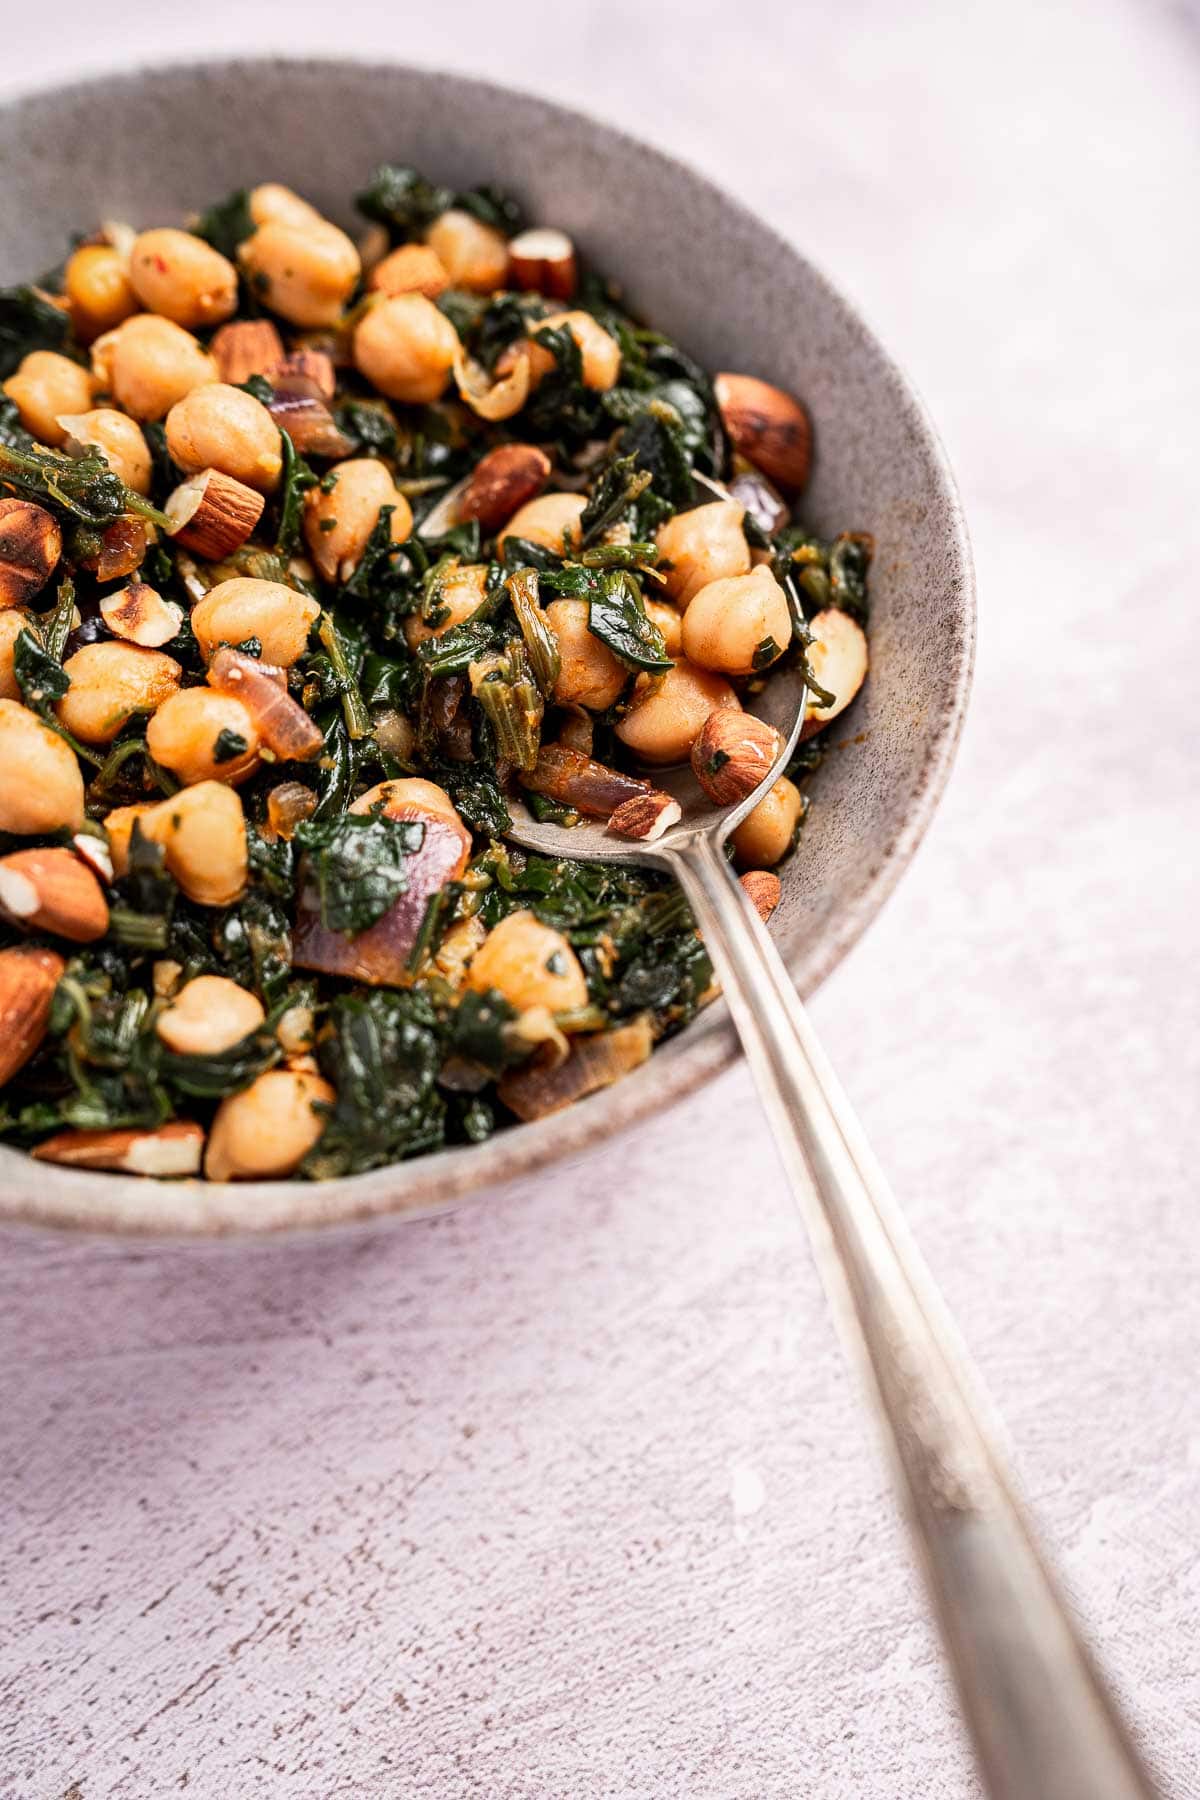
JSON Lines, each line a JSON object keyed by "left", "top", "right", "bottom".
{"left": 2, "top": 352, "right": 95, "bottom": 447}
{"left": 55, "top": 408, "right": 152, "bottom": 495}
{"left": 681, "top": 565, "right": 792, "bottom": 677}
{"left": 91, "top": 314, "right": 217, "bottom": 421}
{"left": 730, "top": 776, "right": 804, "bottom": 870}
{"left": 496, "top": 492, "right": 586, "bottom": 559}
{"left": 64, "top": 244, "right": 137, "bottom": 342}
{"left": 239, "top": 219, "right": 361, "bottom": 328}
{"left": 128, "top": 228, "right": 238, "bottom": 329}
{"left": 403, "top": 563, "right": 489, "bottom": 650}
{"left": 146, "top": 688, "right": 260, "bottom": 787}
{"left": 165, "top": 383, "right": 283, "bottom": 494}
{"left": 144, "top": 780, "right": 248, "bottom": 905}
{"left": 467, "top": 909, "right": 588, "bottom": 1014}
{"left": 248, "top": 183, "right": 324, "bottom": 229}
{"left": 0, "top": 612, "right": 34, "bottom": 700}
{"left": 369, "top": 243, "right": 450, "bottom": 298}
{"left": 615, "top": 659, "right": 740, "bottom": 766}
{"left": 533, "top": 311, "right": 621, "bottom": 391}
{"left": 57, "top": 643, "right": 181, "bottom": 746}
{"left": 0, "top": 698, "right": 85, "bottom": 834}
{"left": 655, "top": 500, "right": 750, "bottom": 608}
{"left": 156, "top": 974, "right": 265, "bottom": 1056}
{"left": 644, "top": 598, "right": 683, "bottom": 658}
{"left": 352, "top": 294, "right": 459, "bottom": 403}
{"left": 303, "top": 458, "right": 413, "bottom": 584}
{"left": 545, "top": 598, "right": 628, "bottom": 711}
{"left": 424, "top": 208, "right": 509, "bottom": 293}
{"left": 104, "top": 802, "right": 156, "bottom": 877}
{"left": 205, "top": 1067, "right": 334, "bottom": 1181}
{"left": 190, "top": 578, "right": 320, "bottom": 668}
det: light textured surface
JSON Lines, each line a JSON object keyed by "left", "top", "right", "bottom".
{"left": 2, "top": 2, "right": 1199, "bottom": 1796}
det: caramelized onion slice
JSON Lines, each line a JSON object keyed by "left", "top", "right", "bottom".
{"left": 498, "top": 1015, "right": 654, "bottom": 1121}
{"left": 208, "top": 647, "right": 324, "bottom": 762}
{"left": 521, "top": 744, "right": 651, "bottom": 819}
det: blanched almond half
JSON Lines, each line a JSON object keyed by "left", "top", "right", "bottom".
{"left": 99, "top": 581, "right": 184, "bottom": 648}
{"left": 714, "top": 373, "right": 812, "bottom": 494}
{"left": 31, "top": 1120, "right": 204, "bottom": 1176}
{"left": 166, "top": 468, "right": 265, "bottom": 560}
{"left": 507, "top": 227, "right": 577, "bottom": 301}
{"left": 0, "top": 944, "right": 65, "bottom": 1085}
{"left": 0, "top": 847, "right": 109, "bottom": 942}
{"left": 801, "top": 609, "right": 869, "bottom": 739}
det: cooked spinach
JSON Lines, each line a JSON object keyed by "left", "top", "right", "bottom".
{"left": 587, "top": 570, "right": 672, "bottom": 673}
{"left": 294, "top": 810, "right": 426, "bottom": 936}
{"left": 0, "top": 285, "right": 70, "bottom": 379}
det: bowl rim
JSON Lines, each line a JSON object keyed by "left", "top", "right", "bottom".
{"left": 0, "top": 54, "right": 976, "bottom": 1241}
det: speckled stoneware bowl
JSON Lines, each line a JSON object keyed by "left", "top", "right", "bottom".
{"left": 0, "top": 58, "right": 974, "bottom": 1237}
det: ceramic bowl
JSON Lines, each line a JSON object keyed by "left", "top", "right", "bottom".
{"left": 0, "top": 59, "right": 974, "bottom": 1236}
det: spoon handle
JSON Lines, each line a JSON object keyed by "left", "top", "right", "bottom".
{"left": 665, "top": 830, "right": 1158, "bottom": 1800}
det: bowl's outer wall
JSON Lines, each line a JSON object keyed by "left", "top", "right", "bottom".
{"left": 0, "top": 60, "right": 974, "bottom": 1235}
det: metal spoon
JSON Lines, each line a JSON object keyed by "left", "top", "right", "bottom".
{"left": 506, "top": 663, "right": 1157, "bottom": 1800}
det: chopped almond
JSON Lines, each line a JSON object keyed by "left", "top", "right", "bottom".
{"left": 165, "top": 468, "right": 265, "bottom": 559}
{"left": 0, "top": 847, "right": 109, "bottom": 942}
{"left": 608, "top": 791, "right": 682, "bottom": 842}
{"left": 99, "top": 580, "right": 184, "bottom": 648}
{"left": 32, "top": 1120, "right": 204, "bottom": 1176}
{"left": 0, "top": 945, "right": 65, "bottom": 1086}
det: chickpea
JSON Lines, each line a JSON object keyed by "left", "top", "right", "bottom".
{"left": 104, "top": 802, "right": 156, "bottom": 877}
{"left": 467, "top": 909, "right": 588, "bottom": 1014}
{"left": 0, "top": 698, "right": 85, "bottom": 834}
{"left": 55, "top": 408, "right": 152, "bottom": 495}
{"left": 644, "top": 598, "right": 683, "bottom": 657}
{"left": 64, "top": 243, "right": 137, "bottom": 341}
{"left": 0, "top": 611, "right": 32, "bottom": 700}
{"left": 205, "top": 1067, "right": 334, "bottom": 1181}
{"left": 190, "top": 578, "right": 320, "bottom": 668}
{"left": 156, "top": 974, "right": 265, "bottom": 1057}
{"left": 165, "top": 382, "right": 282, "bottom": 494}
{"left": 91, "top": 314, "right": 217, "bottom": 421}
{"left": 128, "top": 228, "right": 238, "bottom": 329}
{"left": 352, "top": 294, "right": 459, "bottom": 403}
{"left": 276, "top": 1002, "right": 316, "bottom": 1056}
{"left": 615, "top": 659, "right": 740, "bottom": 766}
{"left": 496, "top": 492, "right": 586, "bottom": 559}
{"left": 681, "top": 565, "right": 792, "bottom": 677}
{"left": 144, "top": 780, "right": 248, "bottom": 906}
{"left": 655, "top": 500, "right": 750, "bottom": 609}
{"left": 248, "top": 183, "right": 324, "bottom": 229}
{"left": 532, "top": 311, "right": 621, "bottom": 391}
{"left": 146, "top": 688, "right": 260, "bottom": 787}
{"left": 545, "top": 598, "right": 628, "bottom": 711}
{"left": 369, "top": 243, "right": 450, "bottom": 299}
{"left": 239, "top": 219, "right": 361, "bottom": 328}
{"left": 730, "top": 776, "right": 804, "bottom": 870}
{"left": 403, "top": 563, "right": 489, "bottom": 651}
{"left": 2, "top": 351, "right": 95, "bottom": 447}
{"left": 304, "top": 458, "right": 413, "bottom": 584}
{"left": 57, "top": 643, "right": 181, "bottom": 746}
{"left": 424, "top": 208, "right": 509, "bottom": 293}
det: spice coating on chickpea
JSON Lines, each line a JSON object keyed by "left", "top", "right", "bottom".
{"left": 467, "top": 910, "right": 589, "bottom": 1014}
{"left": 165, "top": 383, "right": 283, "bottom": 493}
{"left": 369, "top": 243, "right": 450, "bottom": 298}
{"left": 303, "top": 458, "right": 412, "bottom": 584}
{"left": 0, "top": 699, "right": 85, "bottom": 834}
{"left": 57, "top": 643, "right": 181, "bottom": 746}
{"left": 64, "top": 243, "right": 138, "bottom": 341}
{"left": 248, "top": 183, "right": 325, "bottom": 229}
{"left": 655, "top": 500, "right": 750, "bottom": 609}
{"left": 403, "top": 564, "right": 489, "bottom": 650}
{"left": 729, "top": 776, "right": 804, "bottom": 870}
{"left": 3, "top": 352, "right": 96, "bottom": 447}
{"left": 532, "top": 311, "right": 621, "bottom": 391}
{"left": 156, "top": 974, "right": 265, "bottom": 1056}
{"left": 496, "top": 492, "right": 586, "bottom": 559}
{"left": 681, "top": 565, "right": 792, "bottom": 677}
{"left": 56, "top": 408, "right": 152, "bottom": 495}
{"left": 204, "top": 1068, "right": 334, "bottom": 1181}
{"left": 239, "top": 219, "right": 361, "bottom": 328}
{"left": 92, "top": 314, "right": 217, "bottom": 420}
{"left": 424, "top": 209, "right": 509, "bottom": 293}
{"left": 546, "top": 599, "right": 629, "bottom": 712}
{"left": 128, "top": 228, "right": 239, "bottom": 329}
{"left": 189, "top": 578, "right": 320, "bottom": 668}
{"left": 615, "top": 660, "right": 741, "bottom": 766}
{"left": 146, "top": 688, "right": 261, "bottom": 786}
{"left": 140, "top": 781, "right": 248, "bottom": 906}
{"left": 353, "top": 294, "right": 460, "bottom": 403}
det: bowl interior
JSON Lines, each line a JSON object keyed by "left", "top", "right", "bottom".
{"left": 0, "top": 59, "right": 974, "bottom": 1235}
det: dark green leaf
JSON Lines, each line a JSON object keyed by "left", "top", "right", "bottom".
{"left": 587, "top": 571, "right": 672, "bottom": 673}
{"left": 294, "top": 810, "right": 426, "bottom": 936}
{"left": 193, "top": 188, "right": 256, "bottom": 261}
{"left": 0, "top": 285, "right": 70, "bottom": 380}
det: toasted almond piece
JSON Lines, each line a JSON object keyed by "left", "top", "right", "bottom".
{"left": 452, "top": 344, "right": 531, "bottom": 422}
{"left": 801, "top": 609, "right": 869, "bottom": 739}
{"left": 274, "top": 348, "right": 337, "bottom": 400}
{"left": 166, "top": 468, "right": 265, "bottom": 559}
{"left": 210, "top": 318, "right": 285, "bottom": 386}
{"left": 31, "top": 1120, "right": 205, "bottom": 1176}
{"left": 99, "top": 580, "right": 184, "bottom": 648}
{"left": 73, "top": 832, "right": 114, "bottom": 885}
{"left": 690, "top": 710, "right": 783, "bottom": 805}
{"left": 714, "top": 373, "right": 813, "bottom": 494}
{"left": 207, "top": 647, "right": 324, "bottom": 761}
{"left": 607, "top": 791, "right": 682, "bottom": 842}
{"left": 455, "top": 443, "right": 552, "bottom": 533}
{"left": 0, "top": 944, "right": 65, "bottom": 1085}
{"left": 0, "top": 848, "right": 109, "bottom": 942}
{"left": 0, "top": 498, "right": 63, "bottom": 606}
{"left": 507, "top": 227, "right": 578, "bottom": 301}
{"left": 739, "top": 869, "right": 781, "bottom": 923}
